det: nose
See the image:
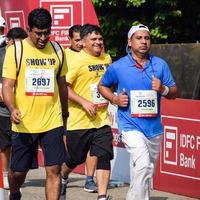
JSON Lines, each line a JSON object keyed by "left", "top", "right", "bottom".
{"left": 40, "top": 33, "right": 47, "bottom": 40}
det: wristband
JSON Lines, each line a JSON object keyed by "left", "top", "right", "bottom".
{"left": 161, "top": 85, "right": 169, "bottom": 96}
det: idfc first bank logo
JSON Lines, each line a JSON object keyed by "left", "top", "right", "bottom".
{"left": 161, "top": 116, "right": 200, "bottom": 180}
{"left": 40, "top": 0, "right": 84, "bottom": 46}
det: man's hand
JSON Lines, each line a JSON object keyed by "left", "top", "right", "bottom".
{"left": 0, "top": 88, "right": 3, "bottom": 102}
{"left": 81, "top": 99, "right": 97, "bottom": 116}
{"left": 152, "top": 76, "right": 162, "bottom": 93}
{"left": 112, "top": 89, "right": 128, "bottom": 107}
{"left": 11, "top": 108, "right": 21, "bottom": 124}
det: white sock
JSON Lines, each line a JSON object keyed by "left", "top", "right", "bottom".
{"left": 61, "top": 177, "right": 68, "bottom": 185}
{"left": 3, "top": 171, "right": 8, "bottom": 178}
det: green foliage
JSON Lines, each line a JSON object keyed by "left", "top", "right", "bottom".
{"left": 92, "top": 0, "right": 200, "bottom": 59}
{"left": 126, "top": 0, "right": 146, "bottom": 7}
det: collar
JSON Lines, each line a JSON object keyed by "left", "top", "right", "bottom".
{"left": 127, "top": 52, "right": 151, "bottom": 69}
{"left": 69, "top": 47, "right": 80, "bottom": 52}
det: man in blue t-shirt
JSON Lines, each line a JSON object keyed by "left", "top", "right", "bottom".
{"left": 98, "top": 24, "right": 177, "bottom": 200}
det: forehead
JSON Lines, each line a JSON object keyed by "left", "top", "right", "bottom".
{"left": 72, "top": 31, "right": 80, "bottom": 39}
{"left": 32, "top": 27, "right": 50, "bottom": 32}
{"left": 132, "top": 30, "right": 150, "bottom": 37}
{"left": 85, "top": 31, "right": 102, "bottom": 39}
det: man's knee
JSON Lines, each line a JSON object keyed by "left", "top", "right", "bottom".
{"left": 65, "top": 153, "right": 78, "bottom": 169}
{"left": 46, "top": 165, "right": 61, "bottom": 177}
{"left": 9, "top": 170, "right": 27, "bottom": 180}
{"left": 96, "top": 154, "right": 111, "bottom": 170}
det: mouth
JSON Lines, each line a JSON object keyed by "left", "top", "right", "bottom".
{"left": 94, "top": 45, "right": 102, "bottom": 51}
{"left": 38, "top": 41, "right": 46, "bottom": 48}
{"left": 140, "top": 46, "right": 148, "bottom": 50}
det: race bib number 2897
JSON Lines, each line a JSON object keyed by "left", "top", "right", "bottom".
{"left": 25, "top": 68, "right": 54, "bottom": 96}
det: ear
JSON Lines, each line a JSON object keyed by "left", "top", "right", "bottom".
{"left": 127, "top": 38, "right": 131, "bottom": 47}
{"left": 26, "top": 27, "right": 31, "bottom": 32}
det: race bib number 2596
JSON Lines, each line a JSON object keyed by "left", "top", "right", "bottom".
{"left": 131, "top": 90, "right": 158, "bottom": 117}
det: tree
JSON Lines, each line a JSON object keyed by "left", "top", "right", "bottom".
{"left": 92, "top": 0, "right": 200, "bottom": 58}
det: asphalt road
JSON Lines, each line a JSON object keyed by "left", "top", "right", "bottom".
{"left": 3, "top": 167, "right": 197, "bottom": 200}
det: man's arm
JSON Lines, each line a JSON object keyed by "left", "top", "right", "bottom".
{"left": 2, "top": 77, "right": 21, "bottom": 123}
{"left": 152, "top": 76, "right": 177, "bottom": 99}
{"left": 57, "top": 76, "right": 68, "bottom": 129}
{"left": 0, "top": 83, "right": 3, "bottom": 102}
{"left": 67, "top": 82, "right": 97, "bottom": 116}
{"left": 98, "top": 81, "right": 128, "bottom": 107}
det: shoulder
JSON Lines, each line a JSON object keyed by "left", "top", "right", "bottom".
{"left": 101, "top": 53, "right": 112, "bottom": 61}
{"left": 150, "top": 54, "right": 168, "bottom": 66}
{"left": 110, "top": 55, "right": 128, "bottom": 68}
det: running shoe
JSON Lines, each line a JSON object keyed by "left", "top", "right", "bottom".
{"left": 84, "top": 180, "right": 98, "bottom": 193}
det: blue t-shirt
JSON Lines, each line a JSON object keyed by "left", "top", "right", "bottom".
{"left": 101, "top": 53, "right": 176, "bottom": 138}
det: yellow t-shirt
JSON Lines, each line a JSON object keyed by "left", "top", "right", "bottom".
{"left": 65, "top": 48, "right": 79, "bottom": 67}
{"left": 3, "top": 39, "right": 67, "bottom": 133}
{"left": 66, "top": 50, "right": 112, "bottom": 130}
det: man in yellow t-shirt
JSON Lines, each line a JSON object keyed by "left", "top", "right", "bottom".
{"left": 62, "top": 24, "right": 98, "bottom": 194}
{"left": 62, "top": 24, "right": 113, "bottom": 200}
{"left": 2, "top": 8, "right": 68, "bottom": 200}
{"left": 65, "top": 24, "right": 82, "bottom": 65}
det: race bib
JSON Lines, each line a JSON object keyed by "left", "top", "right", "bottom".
{"left": 90, "top": 83, "right": 108, "bottom": 107}
{"left": 25, "top": 68, "right": 54, "bottom": 96}
{"left": 131, "top": 90, "right": 158, "bottom": 117}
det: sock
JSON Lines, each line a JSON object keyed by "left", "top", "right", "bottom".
{"left": 86, "top": 175, "right": 93, "bottom": 182}
{"left": 61, "top": 177, "right": 68, "bottom": 185}
{"left": 3, "top": 171, "right": 8, "bottom": 177}
{"left": 97, "top": 194, "right": 106, "bottom": 200}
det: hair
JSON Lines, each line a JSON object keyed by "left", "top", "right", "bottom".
{"left": 28, "top": 8, "right": 52, "bottom": 30}
{"left": 69, "top": 24, "right": 82, "bottom": 38}
{"left": 6, "top": 27, "right": 27, "bottom": 40}
{"left": 0, "top": 27, "right": 4, "bottom": 34}
{"left": 80, "top": 24, "right": 102, "bottom": 39}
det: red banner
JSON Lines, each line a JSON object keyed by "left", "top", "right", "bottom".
{"left": 0, "top": 0, "right": 99, "bottom": 47}
{"left": 153, "top": 98, "right": 200, "bottom": 198}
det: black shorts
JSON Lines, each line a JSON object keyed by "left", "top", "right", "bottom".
{"left": 10, "top": 126, "right": 66, "bottom": 172}
{"left": 0, "top": 116, "right": 11, "bottom": 150}
{"left": 66, "top": 125, "right": 113, "bottom": 168}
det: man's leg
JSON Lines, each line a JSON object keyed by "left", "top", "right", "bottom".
{"left": 85, "top": 152, "right": 97, "bottom": 177}
{"left": 84, "top": 152, "right": 97, "bottom": 192}
{"left": 96, "top": 169, "right": 110, "bottom": 195}
{"left": 40, "top": 127, "right": 67, "bottom": 198}
{"left": 45, "top": 165, "right": 61, "bottom": 200}
{"left": 95, "top": 154, "right": 111, "bottom": 200}
{"left": 8, "top": 170, "right": 27, "bottom": 200}
{"left": 91, "top": 126, "right": 113, "bottom": 200}
{"left": 122, "top": 130, "right": 162, "bottom": 200}
{"left": 1, "top": 147, "right": 11, "bottom": 189}
{"left": 61, "top": 163, "right": 73, "bottom": 193}
{"left": 0, "top": 116, "right": 11, "bottom": 189}
{"left": 8, "top": 131, "right": 39, "bottom": 200}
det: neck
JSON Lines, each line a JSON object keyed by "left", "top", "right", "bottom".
{"left": 131, "top": 52, "right": 148, "bottom": 67}
{"left": 83, "top": 49, "right": 100, "bottom": 57}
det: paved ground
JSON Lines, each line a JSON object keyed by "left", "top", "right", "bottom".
{"left": 3, "top": 167, "right": 197, "bottom": 200}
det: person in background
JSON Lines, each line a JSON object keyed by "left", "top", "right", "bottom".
{"left": 0, "top": 15, "right": 11, "bottom": 190}
{"left": 61, "top": 24, "right": 98, "bottom": 195}
{"left": 61, "top": 24, "right": 113, "bottom": 200}
{"left": 2, "top": 8, "right": 68, "bottom": 200}
{"left": 98, "top": 24, "right": 177, "bottom": 200}
{"left": 6, "top": 27, "right": 28, "bottom": 46}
